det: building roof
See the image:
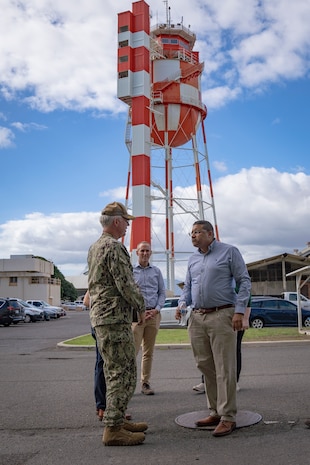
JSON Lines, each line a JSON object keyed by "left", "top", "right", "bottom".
{"left": 286, "top": 265, "right": 310, "bottom": 278}
{"left": 247, "top": 253, "right": 310, "bottom": 271}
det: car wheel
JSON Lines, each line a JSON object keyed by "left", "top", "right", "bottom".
{"left": 24, "top": 315, "right": 31, "bottom": 323}
{"left": 251, "top": 318, "right": 264, "bottom": 329}
{"left": 303, "top": 316, "right": 310, "bottom": 327}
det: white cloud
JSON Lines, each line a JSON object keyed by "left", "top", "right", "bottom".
{"left": 11, "top": 122, "right": 47, "bottom": 132}
{"left": 0, "top": 0, "right": 126, "bottom": 113}
{"left": 0, "top": 126, "right": 15, "bottom": 148}
{"left": 213, "top": 161, "right": 228, "bottom": 172}
{"left": 0, "top": 211, "right": 101, "bottom": 275}
{"left": 0, "top": 167, "right": 309, "bottom": 277}
{"left": 0, "top": 0, "right": 309, "bottom": 112}
{"left": 214, "top": 167, "right": 310, "bottom": 262}
{"left": 99, "top": 186, "right": 127, "bottom": 199}
{"left": 202, "top": 86, "right": 241, "bottom": 109}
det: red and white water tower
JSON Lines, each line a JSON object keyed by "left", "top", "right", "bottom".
{"left": 117, "top": 0, "right": 218, "bottom": 291}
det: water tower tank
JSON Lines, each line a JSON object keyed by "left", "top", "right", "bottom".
{"left": 150, "top": 23, "right": 207, "bottom": 148}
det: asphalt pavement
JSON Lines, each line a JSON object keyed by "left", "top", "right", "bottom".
{"left": 0, "top": 311, "right": 309, "bottom": 465}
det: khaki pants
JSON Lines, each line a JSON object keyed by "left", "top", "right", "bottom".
{"left": 188, "top": 307, "right": 237, "bottom": 422}
{"left": 132, "top": 312, "right": 161, "bottom": 384}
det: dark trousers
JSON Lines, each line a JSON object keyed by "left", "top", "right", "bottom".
{"left": 91, "top": 327, "right": 106, "bottom": 410}
{"left": 236, "top": 330, "right": 244, "bottom": 382}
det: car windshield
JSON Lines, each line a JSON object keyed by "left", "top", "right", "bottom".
{"left": 19, "top": 299, "right": 32, "bottom": 307}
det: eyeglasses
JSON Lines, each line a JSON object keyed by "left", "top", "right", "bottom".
{"left": 189, "top": 230, "right": 205, "bottom": 236}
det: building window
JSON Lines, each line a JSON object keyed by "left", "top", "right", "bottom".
{"left": 118, "top": 71, "right": 128, "bottom": 78}
{"left": 9, "top": 276, "right": 18, "bottom": 285}
{"left": 119, "top": 40, "right": 128, "bottom": 48}
{"left": 119, "top": 25, "right": 129, "bottom": 33}
{"left": 119, "top": 55, "right": 128, "bottom": 63}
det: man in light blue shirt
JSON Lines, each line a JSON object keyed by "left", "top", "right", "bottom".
{"left": 176, "top": 220, "right": 251, "bottom": 437}
{"left": 133, "top": 241, "right": 166, "bottom": 396}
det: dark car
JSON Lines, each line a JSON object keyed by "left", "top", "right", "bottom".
{"left": 0, "top": 298, "right": 25, "bottom": 326}
{"left": 250, "top": 297, "right": 310, "bottom": 329}
{"left": 10, "top": 299, "right": 45, "bottom": 323}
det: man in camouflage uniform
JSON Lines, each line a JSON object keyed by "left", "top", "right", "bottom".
{"left": 88, "top": 202, "right": 147, "bottom": 446}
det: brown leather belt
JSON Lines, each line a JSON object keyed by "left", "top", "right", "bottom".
{"left": 194, "top": 304, "right": 234, "bottom": 314}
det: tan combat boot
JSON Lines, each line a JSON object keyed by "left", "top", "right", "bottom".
{"left": 102, "top": 425, "right": 145, "bottom": 446}
{"left": 123, "top": 418, "right": 148, "bottom": 432}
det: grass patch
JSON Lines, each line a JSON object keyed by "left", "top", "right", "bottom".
{"left": 63, "top": 327, "right": 309, "bottom": 346}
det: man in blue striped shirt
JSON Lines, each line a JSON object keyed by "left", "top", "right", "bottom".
{"left": 133, "top": 241, "right": 166, "bottom": 396}
{"left": 176, "top": 220, "right": 251, "bottom": 437}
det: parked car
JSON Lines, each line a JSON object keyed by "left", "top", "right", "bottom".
{"left": 0, "top": 298, "right": 25, "bottom": 326}
{"left": 281, "top": 292, "right": 310, "bottom": 309}
{"left": 26, "top": 300, "right": 62, "bottom": 318}
{"left": 10, "top": 298, "right": 44, "bottom": 323}
{"left": 250, "top": 297, "right": 310, "bottom": 329}
{"left": 160, "top": 297, "right": 185, "bottom": 327}
{"left": 61, "top": 301, "right": 85, "bottom": 311}
{"left": 41, "top": 307, "right": 56, "bottom": 320}
{"left": 58, "top": 307, "right": 67, "bottom": 316}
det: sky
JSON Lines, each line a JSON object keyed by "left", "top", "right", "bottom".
{"left": 0, "top": 0, "right": 309, "bottom": 283}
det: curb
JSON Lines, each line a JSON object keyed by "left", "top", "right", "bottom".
{"left": 57, "top": 339, "right": 310, "bottom": 350}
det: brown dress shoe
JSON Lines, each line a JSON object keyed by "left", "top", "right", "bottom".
{"left": 195, "top": 415, "right": 221, "bottom": 427}
{"left": 212, "top": 420, "right": 236, "bottom": 437}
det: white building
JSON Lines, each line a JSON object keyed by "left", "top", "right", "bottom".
{"left": 0, "top": 254, "right": 61, "bottom": 305}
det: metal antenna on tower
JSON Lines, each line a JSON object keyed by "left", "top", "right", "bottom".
{"left": 163, "top": 0, "right": 169, "bottom": 24}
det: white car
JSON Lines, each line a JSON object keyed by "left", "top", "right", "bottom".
{"left": 160, "top": 297, "right": 188, "bottom": 327}
{"left": 61, "top": 301, "right": 86, "bottom": 311}
{"left": 26, "top": 300, "right": 63, "bottom": 318}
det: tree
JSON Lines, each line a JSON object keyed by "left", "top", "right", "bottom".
{"left": 33, "top": 256, "right": 78, "bottom": 301}
{"left": 53, "top": 266, "right": 78, "bottom": 301}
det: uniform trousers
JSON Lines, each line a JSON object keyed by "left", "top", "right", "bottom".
{"left": 95, "top": 323, "right": 137, "bottom": 427}
{"left": 188, "top": 307, "right": 237, "bottom": 422}
{"left": 132, "top": 312, "right": 161, "bottom": 384}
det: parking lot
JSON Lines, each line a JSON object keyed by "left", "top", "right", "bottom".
{"left": 0, "top": 311, "right": 309, "bottom": 465}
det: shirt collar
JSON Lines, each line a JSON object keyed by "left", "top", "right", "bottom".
{"left": 135, "top": 263, "right": 152, "bottom": 269}
{"left": 198, "top": 238, "right": 216, "bottom": 255}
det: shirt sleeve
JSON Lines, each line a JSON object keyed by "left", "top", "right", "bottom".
{"left": 109, "top": 243, "right": 145, "bottom": 312}
{"left": 231, "top": 247, "right": 252, "bottom": 314}
{"left": 156, "top": 269, "right": 166, "bottom": 310}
